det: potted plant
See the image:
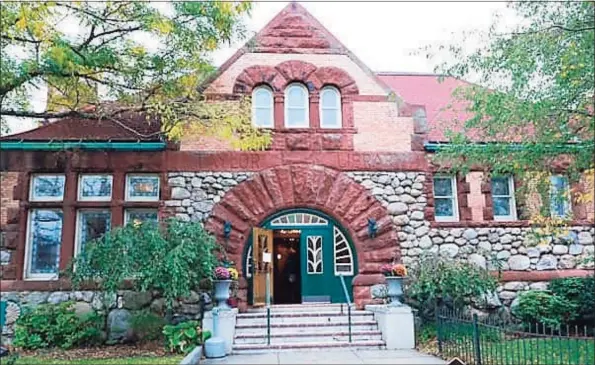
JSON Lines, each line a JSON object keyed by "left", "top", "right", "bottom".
{"left": 381, "top": 263, "right": 407, "bottom": 306}
{"left": 213, "top": 266, "right": 238, "bottom": 309}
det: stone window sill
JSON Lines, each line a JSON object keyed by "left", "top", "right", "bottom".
{"left": 269, "top": 128, "right": 358, "bottom": 134}
{"left": 430, "top": 219, "right": 594, "bottom": 228}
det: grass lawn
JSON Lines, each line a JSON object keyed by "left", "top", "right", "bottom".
{"left": 419, "top": 322, "right": 595, "bottom": 365}
{"left": 15, "top": 356, "right": 183, "bottom": 365}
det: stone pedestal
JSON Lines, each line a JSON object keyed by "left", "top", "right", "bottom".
{"left": 365, "top": 304, "right": 415, "bottom": 350}
{"left": 203, "top": 308, "right": 238, "bottom": 355}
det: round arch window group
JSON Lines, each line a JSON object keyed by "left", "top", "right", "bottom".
{"left": 251, "top": 84, "right": 342, "bottom": 129}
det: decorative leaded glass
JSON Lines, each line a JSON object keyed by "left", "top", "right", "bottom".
{"left": 30, "top": 175, "right": 65, "bottom": 201}
{"left": 27, "top": 209, "right": 63, "bottom": 277}
{"left": 307, "top": 236, "right": 323, "bottom": 274}
{"left": 77, "top": 210, "right": 111, "bottom": 253}
{"left": 333, "top": 226, "right": 353, "bottom": 275}
{"left": 270, "top": 213, "right": 328, "bottom": 226}
{"left": 125, "top": 209, "right": 158, "bottom": 225}
{"left": 79, "top": 175, "right": 113, "bottom": 200}
{"left": 126, "top": 175, "right": 160, "bottom": 201}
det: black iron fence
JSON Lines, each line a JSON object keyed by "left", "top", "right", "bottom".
{"left": 433, "top": 307, "right": 595, "bottom": 365}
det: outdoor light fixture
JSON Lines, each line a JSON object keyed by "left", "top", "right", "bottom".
{"left": 367, "top": 218, "right": 378, "bottom": 238}
{"left": 223, "top": 221, "right": 232, "bottom": 239}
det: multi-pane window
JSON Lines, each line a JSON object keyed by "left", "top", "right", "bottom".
{"left": 126, "top": 174, "right": 160, "bottom": 201}
{"left": 550, "top": 175, "right": 571, "bottom": 218}
{"left": 124, "top": 209, "right": 158, "bottom": 226}
{"left": 25, "top": 209, "right": 63, "bottom": 279}
{"left": 491, "top": 176, "right": 517, "bottom": 221}
{"left": 252, "top": 86, "right": 274, "bottom": 128}
{"left": 30, "top": 175, "right": 65, "bottom": 202}
{"left": 284, "top": 83, "right": 309, "bottom": 128}
{"left": 78, "top": 175, "right": 113, "bottom": 201}
{"left": 76, "top": 210, "right": 111, "bottom": 254}
{"left": 433, "top": 176, "right": 459, "bottom": 222}
{"left": 319, "top": 86, "right": 342, "bottom": 128}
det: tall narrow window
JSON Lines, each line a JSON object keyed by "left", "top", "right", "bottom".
{"left": 252, "top": 86, "right": 273, "bottom": 128}
{"left": 284, "top": 83, "right": 309, "bottom": 128}
{"left": 75, "top": 210, "right": 111, "bottom": 255}
{"left": 320, "top": 86, "right": 342, "bottom": 128}
{"left": 433, "top": 176, "right": 459, "bottom": 222}
{"left": 25, "top": 209, "right": 63, "bottom": 279}
{"left": 550, "top": 175, "right": 571, "bottom": 218}
{"left": 491, "top": 176, "right": 517, "bottom": 221}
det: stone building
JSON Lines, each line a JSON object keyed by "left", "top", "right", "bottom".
{"left": 0, "top": 3, "right": 593, "bottom": 325}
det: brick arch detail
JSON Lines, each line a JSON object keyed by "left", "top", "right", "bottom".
{"left": 232, "top": 61, "right": 360, "bottom": 96}
{"left": 204, "top": 164, "right": 398, "bottom": 309}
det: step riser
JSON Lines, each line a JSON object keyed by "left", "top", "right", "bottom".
{"left": 236, "top": 315, "right": 374, "bottom": 325}
{"left": 238, "top": 310, "right": 371, "bottom": 318}
{"left": 232, "top": 343, "right": 385, "bottom": 354}
{"left": 235, "top": 324, "right": 378, "bottom": 336}
{"left": 234, "top": 334, "right": 383, "bottom": 344}
{"left": 247, "top": 305, "right": 349, "bottom": 313}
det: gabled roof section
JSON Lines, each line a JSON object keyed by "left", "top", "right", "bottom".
{"left": 201, "top": 2, "right": 394, "bottom": 96}
{"left": 377, "top": 73, "right": 475, "bottom": 142}
{"left": 1, "top": 110, "right": 162, "bottom": 142}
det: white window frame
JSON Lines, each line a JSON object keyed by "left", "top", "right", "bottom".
{"left": 124, "top": 208, "right": 159, "bottom": 226}
{"left": 284, "top": 83, "right": 309, "bottom": 128}
{"left": 433, "top": 175, "right": 459, "bottom": 222}
{"left": 319, "top": 86, "right": 342, "bottom": 129}
{"left": 78, "top": 174, "right": 113, "bottom": 201}
{"left": 125, "top": 174, "right": 160, "bottom": 202}
{"left": 75, "top": 209, "right": 111, "bottom": 256}
{"left": 24, "top": 209, "right": 63, "bottom": 280}
{"left": 492, "top": 176, "right": 517, "bottom": 221}
{"left": 29, "top": 174, "right": 65, "bottom": 202}
{"left": 251, "top": 86, "right": 274, "bottom": 128}
{"left": 550, "top": 175, "right": 572, "bottom": 218}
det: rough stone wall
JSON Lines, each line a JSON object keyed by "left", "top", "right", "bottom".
{"left": 205, "top": 53, "right": 386, "bottom": 96}
{"left": 351, "top": 171, "right": 595, "bottom": 273}
{"left": 1, "top": 289, "right": 210, "bottom": 346}
{"left": 0, "top": 172, "right": 18, "bottom": 272}
{"left": 165, "top": 172, "right": 253, "bottom": 222}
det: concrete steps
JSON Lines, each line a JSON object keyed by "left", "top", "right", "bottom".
{"left": 232, "top": 304, "right": 385, "bottom": 354}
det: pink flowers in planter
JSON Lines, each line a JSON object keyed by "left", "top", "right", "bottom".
{"left": 214, "top": 266, "right": 231, "bottom": 280}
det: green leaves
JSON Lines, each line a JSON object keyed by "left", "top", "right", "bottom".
{"left": 13, "top": 301, "right": 104, "bottom": 350}
{"left": 67, "top": 219, "right": 219, "bottom": 311}
{"left": 430, "top": 2, "right": 594, "bottom": 216}
{"left": 162, "top": 320, "right": 207, "bottom": 354}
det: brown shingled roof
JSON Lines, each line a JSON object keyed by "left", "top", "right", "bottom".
{"left": 1, "top": 110, "right": 162, "bottom": 142}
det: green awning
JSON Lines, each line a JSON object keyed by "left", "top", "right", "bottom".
{"left": 0, "top": 141, "right": 166, "bottom": 151}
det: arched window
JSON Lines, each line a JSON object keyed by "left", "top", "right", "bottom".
{"left": 319, "top": 86, "right": 342, "bottom": 128}
{"left": 284, "top": 83, "right": 309, "bottom": 128}
{"left": 252, "top": 86, "right": 273, "bottom": 128}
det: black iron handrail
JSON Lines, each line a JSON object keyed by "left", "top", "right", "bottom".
{"left": 339, "top": 275, "right": 353, "bottom": 343}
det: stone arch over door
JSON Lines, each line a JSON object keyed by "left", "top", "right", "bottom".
{"left": 204, "top": 164, "right": 399, "bottom": 309}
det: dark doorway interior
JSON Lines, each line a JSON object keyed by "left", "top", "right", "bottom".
{"left": 273, "top": 230, "right": 301, "bottom": 304}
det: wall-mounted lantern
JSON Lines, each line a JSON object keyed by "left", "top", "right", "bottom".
{"left": 367, "top": 218, "right": 378, "bottom": 238}
{"left": 223, "top": 221, "right": 232, "bottom": 239}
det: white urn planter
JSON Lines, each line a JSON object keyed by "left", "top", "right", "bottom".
{"left": 385, "top": 276, "right": 405, "bottom": 306}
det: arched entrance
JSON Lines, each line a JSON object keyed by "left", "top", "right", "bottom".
{"left": 243, "top": 209, "right": 358, "bottom": 304}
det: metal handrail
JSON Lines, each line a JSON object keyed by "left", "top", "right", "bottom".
{"left": 339, "top": 275, "right": 352, "bottom": 343}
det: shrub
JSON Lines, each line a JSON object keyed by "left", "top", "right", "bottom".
{"left": 131, "top": 310, "right": 166, "bottom": 342}
{"left": 163, "top": 321, "right": 211, "bottom": 354}
{"left": 405, "top": 252, "right": 497, "bottom": 317}
{"left": 513, "top": 290, "right": 577, "bottom": 328}
{"left": 69, "top": 219, "right": 219, "bottom": 313}
{"left": 548, "top": 276, "right": 595, "bottom": 325}
{"left": 13, "top": 301, "right": 104, "bottom": 350}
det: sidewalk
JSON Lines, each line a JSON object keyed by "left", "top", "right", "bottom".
{"left": 202, "top": 349, "right": 446, "bottom": 364}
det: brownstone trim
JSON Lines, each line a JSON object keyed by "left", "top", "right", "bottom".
{"left": 495, "top": 269, "right": 594, "bottom": 282}
{"left": 430, "top": 219, "right": 594, "bottom": 228}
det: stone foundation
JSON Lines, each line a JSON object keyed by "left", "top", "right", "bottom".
{"left": 1, "top": 290, "right": 211, "bottom": 346}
